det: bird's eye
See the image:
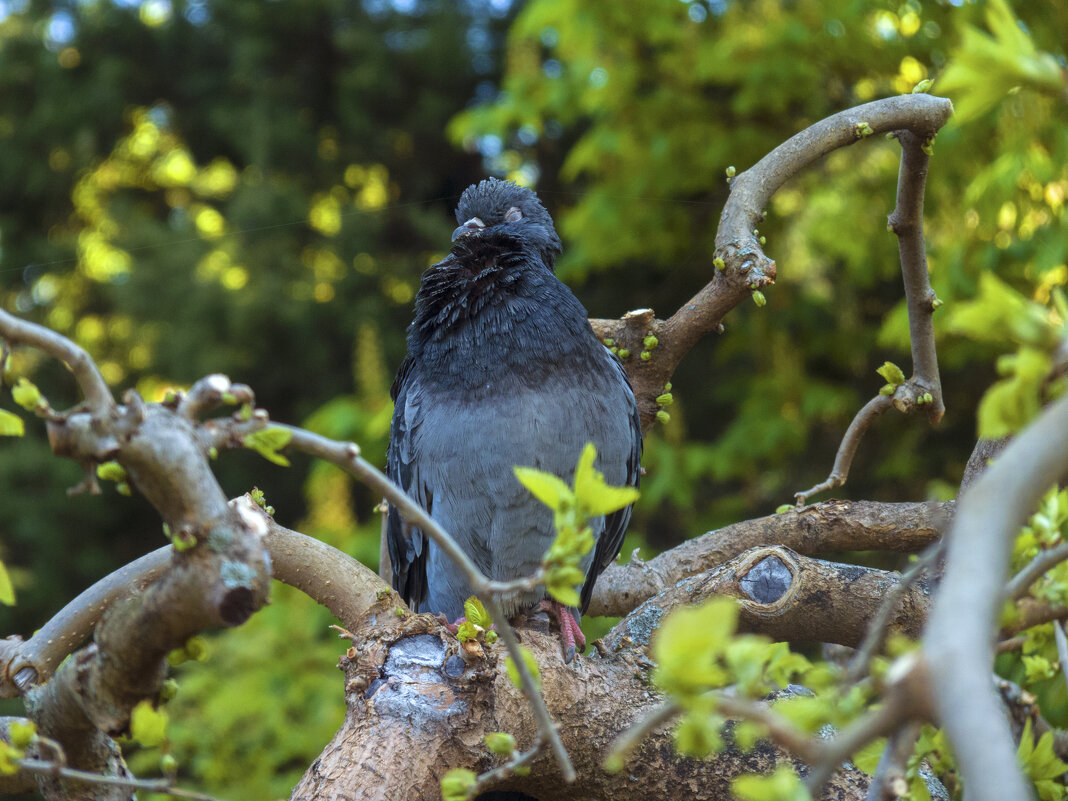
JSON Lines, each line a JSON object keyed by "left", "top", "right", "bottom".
{"left": 504, "top": 207, "right": 522, "bottom": 223}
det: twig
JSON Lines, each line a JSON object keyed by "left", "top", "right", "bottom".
{"left": 925, "top": 392, "right": 1068, "bottom": 801}
{"left": 846, "top": 541, "right": 944, "bottom": 682}
{"left": 473, "top": 734, "right": 546, "bottom": 794}
{"left": 176, "top": 374, "right": 254, "bottom": 420}
{"left": 18, "top": 758, "right": 228, "bottom": 801}
{"left": 794, "top": 396, "right": 893, "bottom": 506}
{"left": 796, "top": 121, "right": 949, "bottom": 506}
{"left": 1006, "top": 541, "right": 1068, "bottom": 600}
{"left": 865, "top": 721, "right": 922, "bottom": 801}
{"left": 0, "top": 309, "right": 114, "bottom": 414}
{"left": 888, "top": 130, "right": 944, "bottom": 425}
{"left": 714, "top": 694, "right": 825, "bottom": 765}
{"left": 604, "top": 701, "right": 679, "bottom": 770}
{"left": 803, "top": 700, "right": 912, "bottom": 796}
{"left": 1053, "top": 622, "right": 1068, "bottom": 700}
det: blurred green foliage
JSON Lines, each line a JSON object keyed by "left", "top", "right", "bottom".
{"left": 1, "top": 0, "right": 1067, "bottom": 797}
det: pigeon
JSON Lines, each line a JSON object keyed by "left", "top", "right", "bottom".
{"left": 386, "top": 178, "right": 641, "bottom": 661}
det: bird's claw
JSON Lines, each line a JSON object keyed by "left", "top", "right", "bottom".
{"left": 539, "top": 600, "right": 586, "bottom": 663}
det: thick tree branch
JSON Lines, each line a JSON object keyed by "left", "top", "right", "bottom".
{"left": 589, "top": 500, "right": 948, "bottom": 618}
{"left": 924, "top": 392, "right": 1068, "bottom": 801}
{"left": 603, "top": 546, "right": 931, "bottom": 652}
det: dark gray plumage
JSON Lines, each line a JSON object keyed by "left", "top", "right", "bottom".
{"left": 386, "top": 178, "right": 641, "bottom": 646}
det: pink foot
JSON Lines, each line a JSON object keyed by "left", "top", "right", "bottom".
{"left": 539, "top": 600, "right": 586, "bottom": 663}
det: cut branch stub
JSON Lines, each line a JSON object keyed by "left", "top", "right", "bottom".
{"left": 604, "top": 545, "right": 930, "bottom": 652}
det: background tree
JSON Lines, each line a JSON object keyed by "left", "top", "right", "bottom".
{"left": 1, "top": 0, "right": 1067, "bottom": 799}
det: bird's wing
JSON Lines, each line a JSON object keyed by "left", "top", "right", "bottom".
{"left": 579, "top": 354, "right": 643, "bottom": 614}
{"left": 386, "top": 355, "right": 430, "bottom": 611}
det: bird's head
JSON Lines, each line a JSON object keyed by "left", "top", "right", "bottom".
{"left": 451, "top": 178, "right": 562, "bottom": 268}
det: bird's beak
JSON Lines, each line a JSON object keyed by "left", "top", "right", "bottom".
{"left": 451, "top": 217, "right": 486, "bottom": 242}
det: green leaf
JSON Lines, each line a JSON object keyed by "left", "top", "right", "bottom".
{"left": 876, "top": 361, "right": 906, "bottom": 387}
{"left": 674, "top": 712, "right": 723, "bottom": 757}
{"left": 1022, "top": 654, "right": 1056, "bottom": 683}
{"left": 463, "top": 596, "right": 492, "bottom": 630}
{"left": 130, "top": 700, "right": 168, "bottom": 747}
{"left": 244, "top": 426, "right": 293, "bottom": 467}
{"left": 456, "top": 621, "right": 480, "bottom": 642}
{"left": 544, "top": 580, "right": 580, "bottom": 607}
{"left": 977, "top": 347, "right": 1051, "bottom": 438}
{"left": 484, "top": 732, "right": 517, "bottom": 756}
{"left": 0, "top": 560, "right": 14, "bottom": 606}
{"left": 440, "top": 768, "right": 478, "bottom": 801}
{"left": 1018, "top": 720, "right": 1068, "bottom": 791}
{"left": 96, "top": 461, "right": 127, "bottom": 483}
{"left": 733, "top": 720, "right": 765, "bottom": 753}
{"left": 852, "top": 737, "right": 887, "bottom": 775}
{"left": 0, "top": 741, "right": 23, "bottom": 775}
{"left": 732, "top": 765, "right": 810, "bottom": 801}
{"left": 573, "top": 442, "right": 640, "bottom": 517}
{"left": 514, "top": 466, "right": 573, "bottom": 512}
{"left": 652, "top": 597, "right": 737, "bottom": 698}
{"left": 11, "top": 378, "right": 43, "bottom": 411}
{"left": 0, "top": 409, "right": 24, "bottom": 437}
{"left": 7, "top": 720, "right": 35, "bottom": 749}
{"left": 504, "top": 646, "right": 541, "bottom": 691}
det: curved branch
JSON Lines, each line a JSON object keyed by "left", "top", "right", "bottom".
{"left": 794, "top": 396, "right": 894, "bottom": 506}
{"left": 0, "top": 309, "right": 114, "bottom": 414}
{"left": 590, "top": 94, "right": 954, "bottom": 432}
{"left": 924, "top": 393, "right": 1068, "bottom": 801}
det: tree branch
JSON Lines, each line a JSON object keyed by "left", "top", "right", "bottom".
{"left": 589, "top": 500, "right": 948, "bottom": 618}
{"left": 924, "top": 392, "right": 1068, "bottom": 801}
{"left": 604, "top": 546, "right": 931, "bottom": 652}
{"left": 589, "top": 94, "right": 953, "bottom": 432}
{"left": 0, "top": 309, "right": 114, "bottom": 414}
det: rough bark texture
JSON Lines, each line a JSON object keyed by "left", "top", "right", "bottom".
{"left": 589, "top": 500, "right": 949, "bottom": 617}
{"left": 290, "top": 607, "right": 872, "bottom": 801}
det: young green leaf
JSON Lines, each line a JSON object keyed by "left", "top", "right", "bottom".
{"left": 573, "top": 443, "right": 639, "bottom": 517}
{"left": 484, "top": 732, "right": 517, "bottom": 756}
{"left": 0, "top": 741, "right": 23, "bottom": 775}
{"left": 0, "top": 559, "right": 15, "bottom": 606}
{"left": 7, "top": 720, "right": 35, "bottom": 749}
{"left": 514, "top": 466, "right": 573, "bottom": 512}
{"left": 674, "top": 712, "right": 723, "bottom": 758}
{"left": 732, "top": 765, "right": 810, "bottom": 801}
{"left": 130, "top": 700, "right": 169, "bottom": 747}
{"left": 96, "top": 461, "right": 127, "bottom": 483}
{"left": 11, "top": 378, "right": 44, "bottom": 411}
{"left": 652, "top": 597, "right": 737, "bottom": 698}
{"left": 456, "top": 621, "right": 480, "bottom": 642}
{"left": 440, "top": 768, "right": 478, "bottom": 801}
{"left": 0, "top": 409, "right": 24, "bottom": 437}
{"left": 851, "top": 737, "right": 888, "bottom": 775}
{"left": 876, "top": 361, "right": 906, "bottom": 387}
{"left": 243, "top": 426, "right": 293, "bottom": 467}
{"left": 463, "top": 596, "right": 492, "bottom": 630}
